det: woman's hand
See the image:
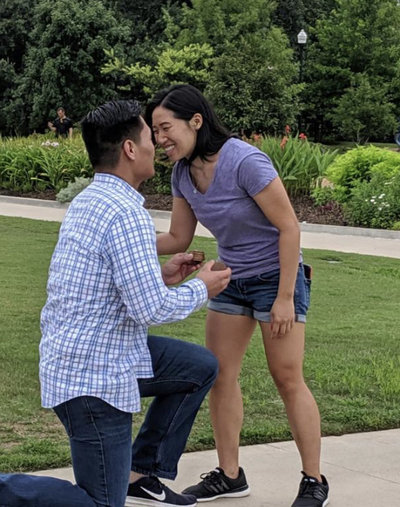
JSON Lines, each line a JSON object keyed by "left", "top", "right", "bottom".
{"left": 269, "top": 296, "right": 295, "bottom": 338}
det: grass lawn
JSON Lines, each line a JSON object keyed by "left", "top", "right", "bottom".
{"left": 1, "top": 215, "right": 400, "bottom": 472}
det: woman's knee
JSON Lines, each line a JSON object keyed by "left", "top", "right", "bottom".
{"left": 270, "top": 368, "right": 304, "bottom": 396}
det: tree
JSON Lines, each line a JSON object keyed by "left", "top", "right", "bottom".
{"left": 3, "top": 0, "right": 131, "bottom": 135}
{"left": 0, "top": 0, "right": 38, "bottom": 134}
{"left": 273, "top": 0, "right": 337, "bottom": 47}
{"left": 303, "top": 0, "right": 400, "bottom": 141}
{"left": 162, "top": 0, "right": 301, "bottom": 133}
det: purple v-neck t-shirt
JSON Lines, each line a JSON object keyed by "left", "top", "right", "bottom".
{"left": 172, "top": 138, "right": 298, "bottom": 279}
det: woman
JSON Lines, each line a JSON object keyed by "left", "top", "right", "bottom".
{"left": 146, "top": 84, "right": 329, "bottom": 507}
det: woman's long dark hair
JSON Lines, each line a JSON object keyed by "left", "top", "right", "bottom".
{"left": 145, "top": 84, "right": 232, "bottom": 163}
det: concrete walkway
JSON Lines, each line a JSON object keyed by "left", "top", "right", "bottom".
{"left": 2, "top": 195, "right": 400, "bottom": 506}
{"left": 32, "top": 429, "right": 400, "bottom": 506}
{"left": 1, "top": 195, "right": 400, "bottom": 258}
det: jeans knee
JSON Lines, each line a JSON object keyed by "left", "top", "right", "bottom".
{"left": 204, "top": 349, "right": 219, "bottom": 383}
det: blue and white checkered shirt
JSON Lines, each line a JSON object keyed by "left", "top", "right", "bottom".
{"left": 40, "top": 173, "right": 208, "bottom": 413}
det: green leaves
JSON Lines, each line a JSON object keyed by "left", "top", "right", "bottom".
{"left": 257, "top": 135, "right": 338, "bottom": 196}
{"left": 0, "top": 135, "right": 92, "bottom": 192}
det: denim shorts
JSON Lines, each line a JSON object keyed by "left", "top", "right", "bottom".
{"left": 207, "top": 264, "right": 311, "bottom": 323}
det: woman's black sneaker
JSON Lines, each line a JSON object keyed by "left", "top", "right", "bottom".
{"left": 291, "top": 471, "right": 329, "bottom": 507}
{"left": 126, "top": 476, "right": 197, "bottom": 506}
{"left": 181, "top": 467, "right": 250, "bottom": 502}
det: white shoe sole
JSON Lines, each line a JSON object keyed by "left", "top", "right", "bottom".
{"left": 196, "top": 487, "right": 251, "bottom": 502}
{"left": 125, "top": 497, "right": 197, "bottom": 507}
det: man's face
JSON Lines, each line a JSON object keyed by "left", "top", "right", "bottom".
{"left": 132, "top": 118, "right": 155, "bottom": 187}
{"left": 57, "top": 109, "right": 65, "bottom": 119}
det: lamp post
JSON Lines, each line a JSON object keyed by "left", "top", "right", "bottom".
{"left": 297, "top": 29, "right": 308, "bottom": 133}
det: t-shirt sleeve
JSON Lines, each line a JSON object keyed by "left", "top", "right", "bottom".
{"left": 237, "top": 151, "right": 278, "bottom": 197}
{"left": 171, "top": 162, "right": 184, "bottom": 198}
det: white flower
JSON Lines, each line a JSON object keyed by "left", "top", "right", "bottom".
{"left": 51, "top": 142, "right": 59, "bottom": 147}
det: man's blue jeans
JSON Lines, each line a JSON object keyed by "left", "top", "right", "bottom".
{"left": 0, "top": 335, "right": 218, "bottom": 507}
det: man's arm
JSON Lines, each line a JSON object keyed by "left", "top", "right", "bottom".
{"left": 105, "top": 209, "right": 209, "bottom": 326}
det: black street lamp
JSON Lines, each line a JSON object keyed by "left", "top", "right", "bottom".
{"left": 297, "top": 29, "right": 308, "bottom": 83}
{"left": 297, "top": 29, "right": 308, "bottom": 133}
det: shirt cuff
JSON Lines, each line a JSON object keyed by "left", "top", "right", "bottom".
{"left": 183, "top": 277, "right": 208, "bottom": 310}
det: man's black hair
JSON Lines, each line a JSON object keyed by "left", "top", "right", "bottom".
{"left": 81, "top": 100, "right": 143, "bottom": 171}
{"left": 145, "top": 84, "right": 231, "bottom": 164}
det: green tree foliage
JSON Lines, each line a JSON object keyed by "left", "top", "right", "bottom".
{"left": 329, "top": 74, "right": 396, "bottom": 143}
{"left": 273, "top": 0, "right": 337, "bottom": 47}
{"left": 304, "top": 0, "right": 400, "bottom": 141}
{"left": 103, "top": 43, "right": 214, "bottom": 101}
{"left": 3, "top": 0, "right": 131, "bottom": 135}
{"left": 119, "top": 0, "right": 300, "bottom": 134}
{"left": 0, "top": 0, "right": 37, "bottom": 133}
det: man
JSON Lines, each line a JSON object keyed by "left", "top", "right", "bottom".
{"left": 0, "top": 100, "right": 231, "bottom": 507}
{"left": 48, "top": 107, "right": 73, "bottom": 138}
{"left": 395, "top": 117, "right": 400, "bottom": 151}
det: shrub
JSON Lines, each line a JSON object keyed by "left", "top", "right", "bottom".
{"left": 56, "top": 177, "right": 93, "bottom": 202}
{"left": 0, "top": 135, "right": 92, "bottom": 192}
{"left": 344, "top": 172, "right": 400, "bottom": 229}
{"left": 325, "top": 146, "right": 400, "bottom": 202}
{"left": 256, "top": 135, "right": 338, "bottom": 196}
{"left": 141, "top": 148, "right": 173, "bottom": 195}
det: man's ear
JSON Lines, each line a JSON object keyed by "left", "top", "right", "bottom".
{"left": 190, "top": 113, "right": 203, "bottom": 130}
{"left": 122, "top": 139, "right": 136, "bottom": 161}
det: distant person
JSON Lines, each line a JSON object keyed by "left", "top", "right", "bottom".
{"left": 147, "top": 84, "right": 329, "bottom": 507}
{"left": 48, "top": 107, "right": 73, "bottom": 138}
{"left": 0, "top": 99, "right": 232, "bottom": 507}
{"left": 395, "top": 118, "right": 400, "bottom": 151}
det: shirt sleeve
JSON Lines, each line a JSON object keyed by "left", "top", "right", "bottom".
{"left": 237, "top": 151, "right": 278, "bottom": 197}
{"left": 104, "top": 208, "right": 207, "bottom": 326}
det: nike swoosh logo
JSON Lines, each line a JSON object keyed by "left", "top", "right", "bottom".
{"left": 140, "top": 486, "right": 166, "bottom": 501}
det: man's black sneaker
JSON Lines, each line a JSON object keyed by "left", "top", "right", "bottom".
{"left": 126, "top": 476, "right": 197, "bottom": 507}
{"left": 291, "top": 471, "right": 329, "bottom": 507}
{"left": 181, "top": 467, "right": 250, "bottom": 502}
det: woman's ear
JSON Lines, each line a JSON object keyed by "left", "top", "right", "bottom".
{"left": 190, "top": 113, "right": 203, "bottom": 130}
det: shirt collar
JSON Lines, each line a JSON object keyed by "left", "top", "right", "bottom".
{"left": 93, "top": 172, "right": 145, "bottom": 206}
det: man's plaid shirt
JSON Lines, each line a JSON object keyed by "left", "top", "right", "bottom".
{"left": 40, "top": 173, "right": 207, "bottom": 413}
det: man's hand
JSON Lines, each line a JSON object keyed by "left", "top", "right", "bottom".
{"left": 161, "top": 252, "right": 201, "bottom": 285}
{"left": 196, "top": 261, "right": 231, "bottom": 299}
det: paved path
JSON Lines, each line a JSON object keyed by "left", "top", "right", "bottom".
{"left": 1, "top": 196, "right": 400, "bottom": 258}
{"left": 32, "top": 429, "right": 400, "bottom": 506}
{"left": 2, "top": 196, "right": 400, "bottom": 506}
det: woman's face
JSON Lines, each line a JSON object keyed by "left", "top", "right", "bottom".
{"left": 152, "top": 106, "right": 200, "bottom": 162}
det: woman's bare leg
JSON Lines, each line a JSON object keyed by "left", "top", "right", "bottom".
{"left": 261, "top": 322, "right": 322, "bottom": 480}
{"left": 206, "top": 310, "right": 256, "bottom": 478}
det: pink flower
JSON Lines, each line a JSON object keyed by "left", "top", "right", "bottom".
{"left": 299, "top": 133, "right": 307, "bottom": 140}
{"left": 280, "top": 136, "right": 289, "bottom": 150}
{"left": 285, "top": 125, "right": 291, "bottom": 134}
